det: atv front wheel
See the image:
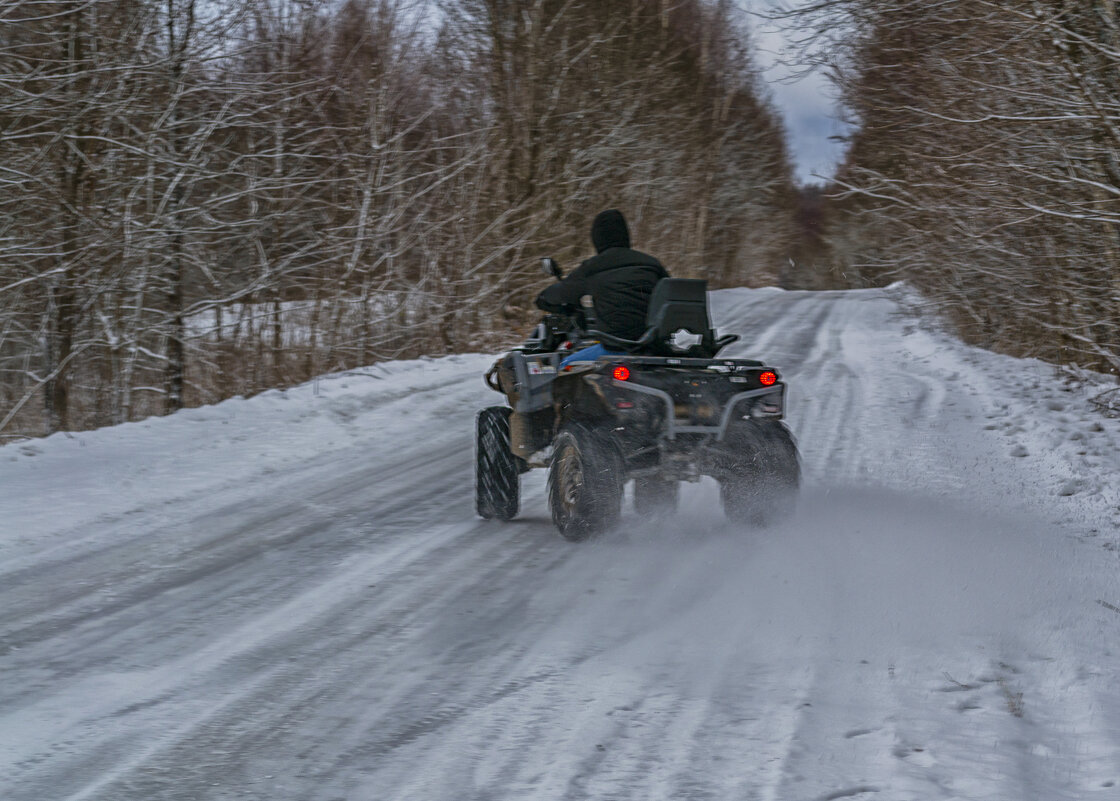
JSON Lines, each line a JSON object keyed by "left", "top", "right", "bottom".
{"left": 548, "top": 424, "right": 624, "bottom": 541}
{"left": 632, "top": 476, "right": 680, "bottom": 517}
{"left": 717, "top": 421, "right": 800, "bottom": 527}
{"left": 476, "top": 406, "right": 522, "bottom": 521}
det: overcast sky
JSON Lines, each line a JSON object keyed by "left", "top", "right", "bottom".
{"left": 743, "top": 1, "right": 852, "bottom": 185}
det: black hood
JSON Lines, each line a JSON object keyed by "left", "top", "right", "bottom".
{"left": 590, "top": 209, "right": 631, "bottom": 253}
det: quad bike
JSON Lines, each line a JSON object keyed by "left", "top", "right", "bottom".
{"left": 476, "top": 259, "right": 800, "bottom": 541}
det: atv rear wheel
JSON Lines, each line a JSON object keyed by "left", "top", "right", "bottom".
{"left": 548, "top": 424, "right": 624, "bottom": 541}
{"left": 632, "top": 476, "right": 680, "bottom": 517}
{"left": 476, "top": 406, "right": 522, "bottom": 521}
{"left": 717, "top": 421, "right": 800, "bottom": 527}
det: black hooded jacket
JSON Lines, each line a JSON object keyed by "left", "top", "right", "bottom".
{"left": 535, "top": 210, "right": 669, "bottom": 341}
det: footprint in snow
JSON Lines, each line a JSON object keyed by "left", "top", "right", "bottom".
{"left": 893, "top": 745, "right": 937, "bottom": 768}
{"left": 1010, "top": 444, "right": 1029, "bottom": 457}
{"left": 1057, "top": 478, "right": 1083, "bottom": 496}
{"left": 843, "top": 728, "right": 878, "bottom": 739}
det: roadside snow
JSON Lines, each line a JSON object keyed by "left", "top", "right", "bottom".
{"left": 0, "top": 355, "right": 496, "bottom": 555}
{"left": 893, "top": 292, "right": 1120, "bottom": 535}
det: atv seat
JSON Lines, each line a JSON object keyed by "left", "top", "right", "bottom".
{"left": 642, "top": 279, "right": 712, "bottom": 356}
{"left": 587, "top": 278, "right": 739, "bottom": 357}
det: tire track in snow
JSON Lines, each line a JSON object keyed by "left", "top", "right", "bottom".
{"left": 0, "top": 370, "right": 481, "bottom": 581}
{"left": 0, "top": 448, "right": 469, "bottom": 659}
{"left": 1, "top": 498, "right": 566, "bottom": 800}
{"left": 0, "top": 359, "right": 501, "bottom": 662}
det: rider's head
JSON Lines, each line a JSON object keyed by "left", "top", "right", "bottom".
{"left": 591, "top": 209, "right": 630, "bottom": 253}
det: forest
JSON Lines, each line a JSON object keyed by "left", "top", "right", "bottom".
{"left": 800, "top": 0, "right": 1120, "bottom": 376}
{"left": 2, "top": 0, "right": 1118, "bottom": 438}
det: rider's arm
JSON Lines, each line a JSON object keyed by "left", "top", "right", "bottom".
{"left": 535, "top": 265, "right": 589, "bottom": 313}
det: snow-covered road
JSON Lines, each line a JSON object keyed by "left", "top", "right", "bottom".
{"left": 2, "top": 287, "right": 1119, "bottom": 800}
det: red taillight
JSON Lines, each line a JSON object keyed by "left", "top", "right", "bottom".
{"left": 613, "top": 365, "right": 631, "bottom": 381}
{"left": 759, "top": 371, "right": 777, "bottom": 386}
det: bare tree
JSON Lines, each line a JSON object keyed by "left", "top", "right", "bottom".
{"left": 787, "top": 0, "right": 1120, "bottom": 373}
{"left": 1, "top": 0, "right": 799, "bottom": 438}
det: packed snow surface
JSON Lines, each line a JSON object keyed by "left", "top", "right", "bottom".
{"left": 2, "top": 286, "right": 1119, "bottom": 800}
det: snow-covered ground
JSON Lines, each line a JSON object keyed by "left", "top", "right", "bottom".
{"left": 2, "top": 286, "right": 1118, "bottom": 800}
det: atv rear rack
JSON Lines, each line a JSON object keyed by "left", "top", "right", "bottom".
{"left": 611, "top": 381, "right": 784, "bottom": 441}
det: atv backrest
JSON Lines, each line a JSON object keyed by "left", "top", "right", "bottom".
{"left": 645, "top": 278, "right": 715, "bottom": 356}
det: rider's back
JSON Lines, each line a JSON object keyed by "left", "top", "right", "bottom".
{"left": 534, "top": 209, "right": 668, "bottom": 341}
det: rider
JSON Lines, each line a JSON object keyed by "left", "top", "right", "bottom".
{"left": 536, "top": 209, "right": 668, "bottom": 365}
